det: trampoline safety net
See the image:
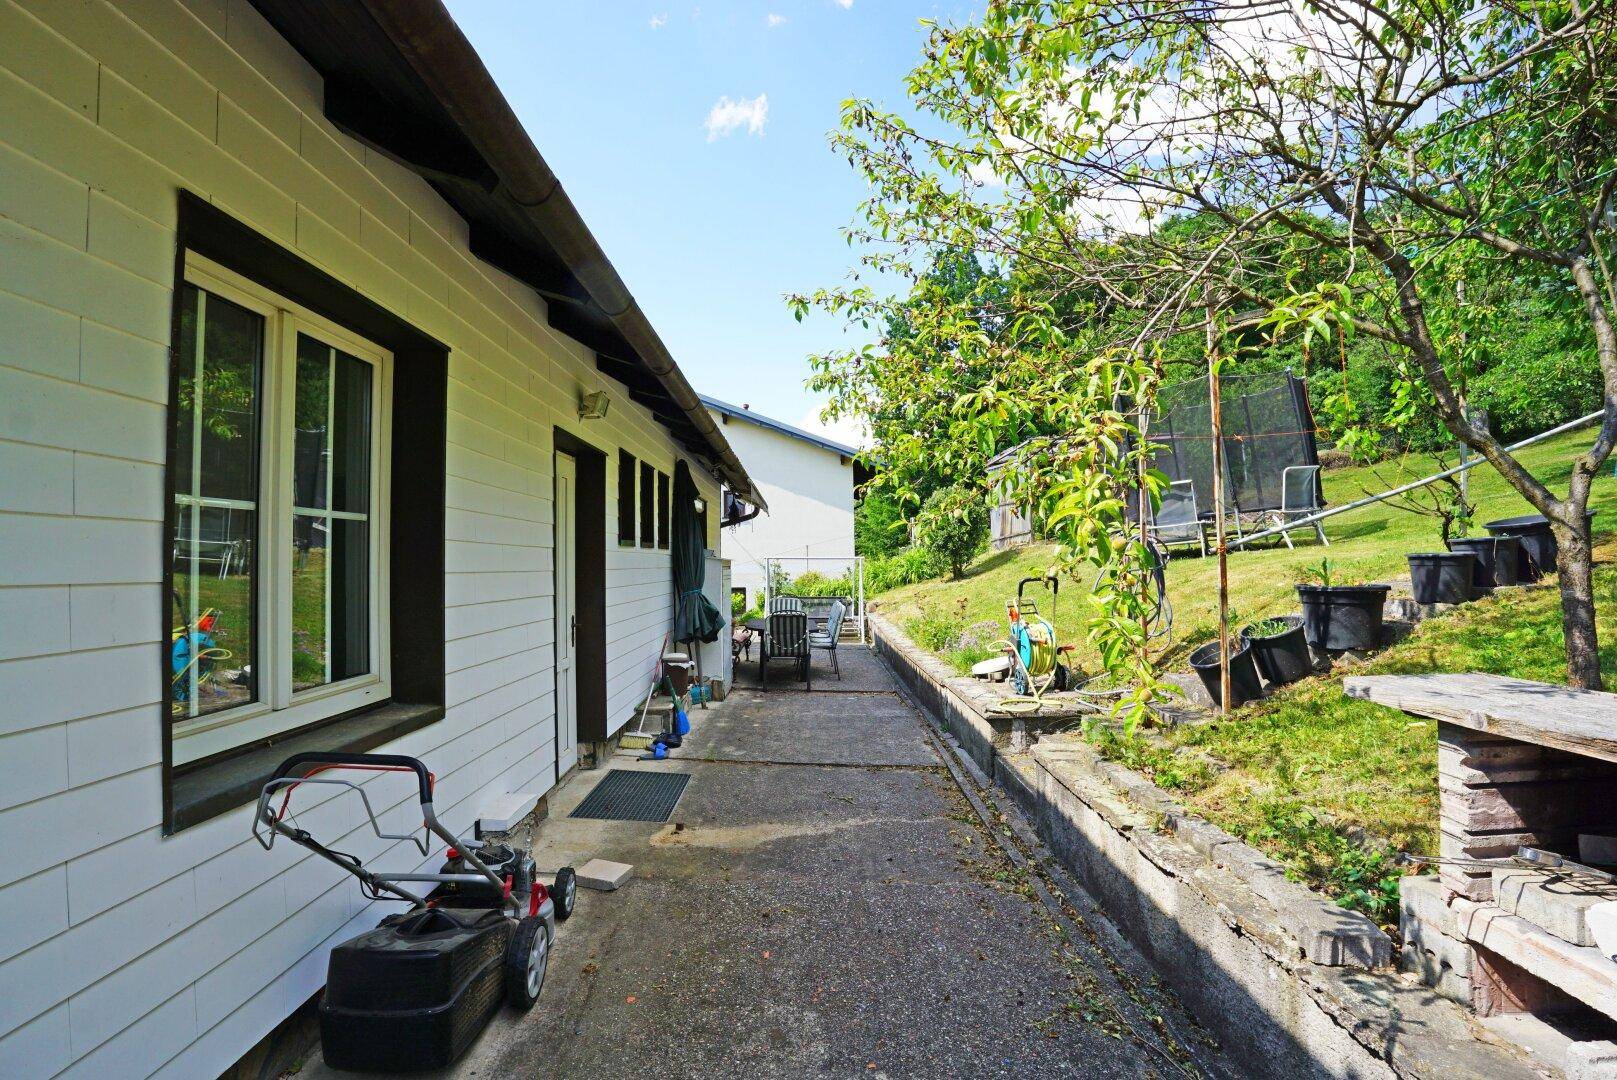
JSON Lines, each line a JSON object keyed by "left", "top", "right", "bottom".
{"left": 1146, "top": 371, "right": 1321, "bottom": 515}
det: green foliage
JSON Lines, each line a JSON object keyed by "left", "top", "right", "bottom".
{"left": 803, "top": 0, "right": 1617, "bottom": 687}
{"left": 1247, "top": 805, "right": 1402, "bottom": 926}
{"left": 854, "top": 491, "right": 909, "bottom": 559}
{"left": 865, "top": 547, "right": 940, "bottom": 593}
{"left": 1303, "top": 559, "right": 1334, "bottom": 589}
{"left": 1245, "top": 618, "right": 1291, "bottom": 639}
{"left": 785, "top": 570, "right": 853, "bottom": 598}
{"left": 913, "top": 484, "right": 989, "bottom": 579}
{"left": 945, "top": 643, "right": 1001, "bottom": 674}
{"left": 905, "top": 598, "right": 969, "bottom": 653}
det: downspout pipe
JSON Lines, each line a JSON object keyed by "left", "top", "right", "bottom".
{"left": 358, "top": 0, "right": 761, "bottom": 505}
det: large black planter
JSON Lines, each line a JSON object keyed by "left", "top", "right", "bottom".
{"left": 1296, "top": 584, "right": 1390, "bottom": 652}
{"left": 1408, "top": 552, "right": 1475, "bottom": 605}
{"left": 1446, "top": 535, "right": 1520, "bottom": 590}
{"left": 1483, "top": 511, "right": 1595, "bottom": 583}
{"left": 1188, "top": 638, "right": 1265, "bottom": 709}
{"left": 1241, "top": 615, "right": 1313, "bottom": 687}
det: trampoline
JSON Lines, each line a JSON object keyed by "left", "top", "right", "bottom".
{"left": 1143, "top": 370, "right": 1324, "bottom": 535}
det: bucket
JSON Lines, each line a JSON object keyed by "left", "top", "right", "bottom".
{"left": 1483, "top": 511, "right": 1595, "bottom": 582}
{"left": 1445, "top": 535, "right": 1520, "bottom": 589}
{"left": 1188, "top": 638, "right": 1265, "bottom": 709}
{"left": 1296, "top": 584, "right": 1390, "bottom": 652}
{"left": 1241, "top": 615, "right": 1312, "bottom": 687}
{"left": 1407, "top": 552, "right": 1475, "bottom": 605}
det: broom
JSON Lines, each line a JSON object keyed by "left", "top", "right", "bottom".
{"left": 620, "top": 634, "right": 672, "bottom": 750}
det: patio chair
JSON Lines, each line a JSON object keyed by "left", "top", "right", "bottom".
{"left": 759, "top": 610, "right": 810, "bottom": 691}
{"left": 1264, "top": 465, "right": 1328, "bottom": 549}
{"left": 768, "top": 595, "right": 803, "bottom": 614}
{"left": 1148, "top": 479, "right": 1207, "bottom": 557}
{"left": 808, "top": 600, "right": 847, "bottom": 679}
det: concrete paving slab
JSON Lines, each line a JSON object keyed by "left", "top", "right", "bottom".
{"left": 576, "top": 858, "right": 632, "bottom": 891}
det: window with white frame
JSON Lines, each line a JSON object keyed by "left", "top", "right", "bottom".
{"left": 170, "top": 255, "right": 392, "bottom": 766}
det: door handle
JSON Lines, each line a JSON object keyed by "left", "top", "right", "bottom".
{"left": 570, "top": 615, "right": 577, "bottom": 647}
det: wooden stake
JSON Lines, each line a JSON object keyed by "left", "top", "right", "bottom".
{"left": 1207, "top": 304, "right": 1230, "bottom": 716}
{"left": 1137, "top": 403, "right": 1152, "bottom": 666}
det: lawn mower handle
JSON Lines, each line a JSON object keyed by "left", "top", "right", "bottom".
{"left": 259, "top": 750, "right": 513, "bottom": 907}
{"left": 270, "top": 750, "right": 434, "bottom": 805}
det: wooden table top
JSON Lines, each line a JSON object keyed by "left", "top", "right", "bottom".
{"left": 1345, "top": 672, "right": 1617, "bottom": 764}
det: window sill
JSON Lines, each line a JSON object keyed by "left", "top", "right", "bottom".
{"left": 167, "top": 701, "right": 444, "bottom": 833}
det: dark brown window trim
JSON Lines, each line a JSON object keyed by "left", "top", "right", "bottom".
{"left": 170, "top": 702, "right": 443, "bottom": 832}
{"left": 617, "top": 449, "right": 636, "bottom": 546}
{"left": 163, "top": 192, "right": 448, "bottom": 834}
{"left": 656, "top": 470, "right": 671, "bottom": 549}
{"left": 638, "top": 461, "right": 655, "bottom": 548}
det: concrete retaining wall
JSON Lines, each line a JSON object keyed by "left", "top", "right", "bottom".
{"left": 871, "top": 611, "right": 1541, "bottom": 1080}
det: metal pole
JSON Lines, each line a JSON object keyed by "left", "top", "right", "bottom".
{"left": 1229, "top": 410, "right": 1603, "bottom": 548}
{"left": 857, "top": 555, "right": 866, "bottom": 645}
{"left": 1207, "top": 308, "right": 1230, "bottom": 716}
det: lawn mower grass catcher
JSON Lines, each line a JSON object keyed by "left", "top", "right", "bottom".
{"left": 252, "top": 752, "right": 577, "bottom": 1072}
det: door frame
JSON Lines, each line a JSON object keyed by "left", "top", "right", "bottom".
{"left": 552, "top": 430, "right": 606, "bottom": 748}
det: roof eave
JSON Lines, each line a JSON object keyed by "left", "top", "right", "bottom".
{"left": 255, "top": 0, "right": 762, "bottom": 504}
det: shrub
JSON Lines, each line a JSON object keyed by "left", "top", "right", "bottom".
{"left": 854, "top": 491, "right": 909, "bottom": 558}
{"left": 786, "top": 570, "right": 853, "bottom": 597}
{"left": 865, "top": 547, "right": 938, "bottom": 593}
{"left": 913, "top": 484, "right": 989, "bottom": 578}
{"left": 906, "top": 599, "right": 969, "bottom": 653}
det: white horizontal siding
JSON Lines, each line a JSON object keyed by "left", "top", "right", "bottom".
{"left": 0, "top": 0, "right": 723, "bottom": 1075}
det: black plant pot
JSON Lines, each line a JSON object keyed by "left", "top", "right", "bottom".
{"left": 1483, "top": 512, "right": 1595, "bottom": 583}
{"left": 1296, "top": 584, "right": 1390, "bottom": 652}
{"left": 1188, "top": 638, "right": 1265, "bottom": 709}
{"left": 1445, "top": 535, "right": 1520, "bottom": 590}
{"left": 1408, "top": 552, "right": 1475, "bottom": 605}
{"left": 1241, "top": 615, "right": 1312, "bottom": 687}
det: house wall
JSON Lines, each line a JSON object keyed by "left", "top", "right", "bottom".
{"left": 0, "top": 1, "right": 721, "bottom": 1076}
{"left": 709, "top": 413, "right": 855, "bottom": 602}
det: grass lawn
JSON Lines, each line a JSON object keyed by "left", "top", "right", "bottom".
{"left": 872, "top": 428, "right": 1617, "bottom": 923}
{"left": 877, "top": 428, "right": 1617, "bottom": 673}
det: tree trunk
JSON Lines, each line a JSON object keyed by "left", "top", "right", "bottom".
{"left": 1554, "top": 508, "right": 1601, "bottom": 690}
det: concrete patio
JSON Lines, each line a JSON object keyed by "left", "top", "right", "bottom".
{"left": 300, "top": 646, "right": 1232, "bottom": 1077}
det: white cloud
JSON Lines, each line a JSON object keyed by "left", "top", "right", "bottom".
{"left": 834, "top": 0, "right": 853, "bottom": 7}
{"left": 703, "top": 93, "right": 769, "bottom": 142}
{"left": 766, "top": 12, "right": 787, "bottom": 27}
{"left": 649, "top": 12, "right": 667, "bottom": 28}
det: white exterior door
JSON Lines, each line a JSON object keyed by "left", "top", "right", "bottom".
{"left": 555, "top": 453, "right": 579, "bottom": 776}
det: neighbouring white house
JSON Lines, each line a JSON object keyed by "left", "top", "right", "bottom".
{"left": 701, "top": 395, "right": 861, "bottom": 606}
{"left": 0, "top": 2, "right": 761, "bottom": 1076}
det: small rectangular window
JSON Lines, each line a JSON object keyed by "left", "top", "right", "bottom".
{"left": 639, "top": 462, "right": 655, "bottom": 547}
{"left": 617, "top": 450, "right": 636, "bottom": 545}
{"left": 656, "top": 471, "right": 671, "bottom": 549}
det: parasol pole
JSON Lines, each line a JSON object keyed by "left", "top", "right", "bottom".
{"left": 1207, "top": 300, "right": 1230, "bottom": 716}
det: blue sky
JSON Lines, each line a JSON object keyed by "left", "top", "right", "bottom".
{"left": 444, "top": 1, "right": 965, "bottom": 446}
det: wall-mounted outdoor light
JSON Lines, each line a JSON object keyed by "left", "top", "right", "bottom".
{"left": 578, "top": 390, "right": 609, "bottom": 420}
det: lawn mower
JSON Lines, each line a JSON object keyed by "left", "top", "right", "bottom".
{"left": 252, "top": 751, "right": 577, "bottom": 1072}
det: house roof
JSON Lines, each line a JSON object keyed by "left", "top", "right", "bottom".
{"left": 699, "top": 395, "right": 860, "bottom": 460}
{"left": 244, "top": 0, "right": 762, "bottom": 506}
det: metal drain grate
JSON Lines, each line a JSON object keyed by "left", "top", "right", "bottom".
{"left": 569, "top": 769, "right": 692, "bottom": 822}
